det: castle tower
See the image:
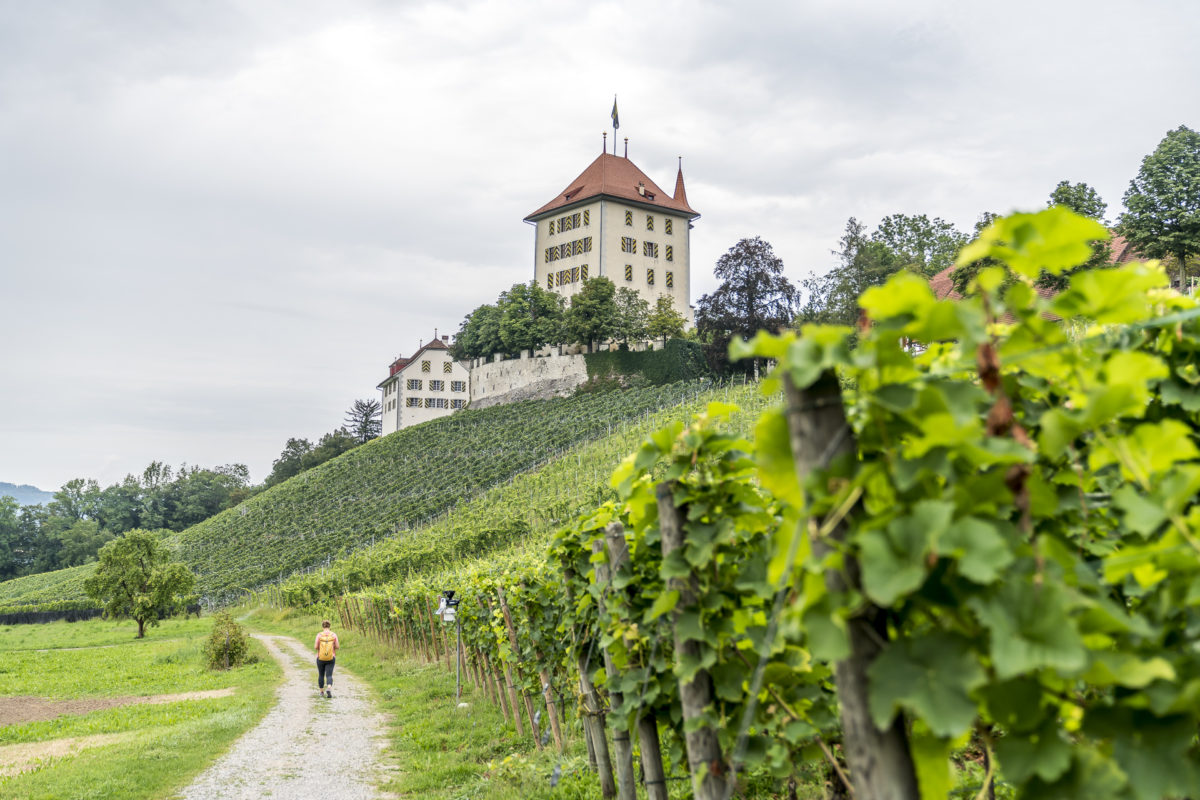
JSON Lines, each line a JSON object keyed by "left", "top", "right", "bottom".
{"left": 524, "top": 147, "right": 699, "bottom": 324}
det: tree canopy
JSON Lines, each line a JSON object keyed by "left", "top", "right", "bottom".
{"left": 499, "top": 281, "right": 564, "bottom": 354}
{"left": 83, "top": 529, "right": 195, "bottom": 638}
{"left": 646, "top": 295, "right": 686, "bottom": 346}
{"left": 695, "top": 236, "right": 799, "bottom": 373}
{"left": 1120, "top": 124, "right": 1200, "bottom": 288}
{"left": 800, "top": 218, "right": 900, "bottom": 327}
{"left": 872, "top": 213, "right": 967, "bottom": 277}
{"left": 612, "top": 286, "right": 650, "bottom": 346}
{"left": 564, "top": 277, "right": 618, "bottom": 352}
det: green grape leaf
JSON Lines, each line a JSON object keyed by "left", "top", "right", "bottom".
{"left": 867, "top": 632, "right": 984, "bottom": 737}
{"left": 939, "top": 516, "right": 1014, "bottom": 584}
{"left": 1111, "top": 485, "right": 1167, "bottom": 537}
{"left": 909, "top": 727, "right": 954, "bottom": 800}
{"left": 994, "top": 717, "right": 1073, "bottom": 784}
{"left": 968, "top": 581, "right": 1087, "bottom": 680}
{"left": 859, "top": 500, "right": 953, "bottom": 605}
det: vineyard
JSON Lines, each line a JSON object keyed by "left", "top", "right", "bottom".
{"left": 0, "top": 381, "right": 739, "bottom": 610}
{"left": 327, "top": 210, "right": 1200, "bottom": 799}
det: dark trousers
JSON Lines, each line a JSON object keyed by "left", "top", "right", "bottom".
{"left": 317, "top": 657, "right": 335, "bottom": 688}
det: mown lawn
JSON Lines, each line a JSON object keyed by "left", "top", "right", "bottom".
{"left": 0, "top": 615, "right": 280, "bottom": 800}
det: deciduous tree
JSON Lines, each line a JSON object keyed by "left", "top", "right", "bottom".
{"left": 83, "top": 529, "right": 195, "bottom": 638}
{"left": 800, "top": 218, "right": 900, "bottom": 326}
{"left": 873, "top": 213, "right": 967, "bottom": 277}
{"left": 613, "top": 287, "right": 650, "bottom": 346}
{"left": 646, "top": 295, "right": 686, "bottom": 347}
{"left": 1120, "top": 125, "right": 1200, "bottom": 289}
{"left": 564, "top": 276, "right": 618, "bottom": 352}
{"left": 498, "top": 281, "right": 564, "bottom": 354}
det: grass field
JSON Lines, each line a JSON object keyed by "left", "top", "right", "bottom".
{"left": 0, "top": 616, "right": 280, "bottom": 800}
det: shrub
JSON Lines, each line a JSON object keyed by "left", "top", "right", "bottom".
{"left": 203, "top": 612, "right": 250, "bottom": 669}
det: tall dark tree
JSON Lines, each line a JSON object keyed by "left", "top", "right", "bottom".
{"left": 266, "top": 438, "right": 313, "bottom": 487}
{"left": 695, "top": 236, "right": 799, "bottom": 374}
{"left": 344, "top": 398, "right": 382, "bottom": 444}
{"left": 800, "top": 218, "right": 900, "bottom": 327}
{"left": 564, "top": 276, "right": 618, "bottom": 352}
{"left": 1120, "top": 125, "right": 1200, "bottom": 289}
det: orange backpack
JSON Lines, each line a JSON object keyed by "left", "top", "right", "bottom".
{"left": 317, "top": 631, "right": 335, "bottom": 661}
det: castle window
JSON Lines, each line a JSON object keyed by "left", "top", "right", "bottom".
{"left": 555, "top": 270, "right": 563, "bottom": 286}
{"left": 647, "top": 268, "right": 655, "bottom": 285}
{"left": 547, "top": 274, "right": 553, "bottom": 290}
{"left": 429, "top": 379, "right": 445, "bottom": 391}
{"left": 407, "top": 379, "right": 422, "bottom": 390}
{"left": 581, "top": 264, "right": 589, "bottom": 280}
{"left": 544, "top": 248, "right": 551, "bottom": 263}
{"left": 646, "top": 215, "right": 654, "bottom": 231}
{"left": 443, "top": 361, "right": 453, "bottom": 373}
{"left": 583, "top": 236, "right": 592, "bottom": 253}
{"left": 625, "top": 210, "right": 632, "bottom": 226}
{"left": 583, "top": 209, "right": 590, "bottom": 226}
{"left": 665, "top": 219, "right": 673, "bottom": 235}
{"left": 421, "top": 360, "right": 431, "bottom": 373}
{"left": 406, "top": 397, "right": 420, "bottom": 407}
{"left": 643, "top": 241, "right": 659, "bottom": 258}
{"left": 621, "top": 236, "right": 636, "bottom": 254}
{"left": 547, "top": 221, "right": 554, "bottom": 237}
{"left": 571, "top": 266, "right": 579, "bottom": 282}
{"left": 451, "top": 399, "right": 465, "bottom": 409}
{"left": 666, "top": 271, "right": 674, "bottom": 288}
{"left": 666, "top": 245, "right": 674, "bottom": 262}
{"left": 572, "top": 212, "right": 580, "bottom": 229}
{"left": 624, "top": 264, "right": 633, "bottom": 281}
{"left": 451, "top": 380, "right": 466, "bottom": 392}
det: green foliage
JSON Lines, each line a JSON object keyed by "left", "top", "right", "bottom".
{"left": 344, "top": 398, "right": 382, "bottom": 444}
{"left": 583, "top": 339, "right": 709, "bottom": 386}
{"left": 613, "top": 286, "right": 650, "bottom": 345}
{"left": 800, "top": 217, "right": 901, "bottom": 327}
{"left": 454, "top": 302, "right": 504, "bottom": 359}
{"left": 203, "top": 611, "right": 251, "bottom": 669}
{"left": 500, "top": 281, "right": 566, "bottom": 354}
{"left": 696, "top": 237, "right": 799, "bottom": 376}
{"left": 873, "top": 213, "right": 968, "bottom": 277}
{"left": 1049, "top": 180, "right": 1107, "bottom": 222}
{"left": 1120, "top": 124, "right": 1200, "bottom": 287}
{"left": 738, "top": 205, "right": 1200, "bottom": 796}
{"left": 83, "top": 529, "right": 195, "bottom": 638}
{"left": 563, "top": 276, "right": 618, "bottom": 352}
{"left": 646, "top": 295, "right": 686, "bottom": 345}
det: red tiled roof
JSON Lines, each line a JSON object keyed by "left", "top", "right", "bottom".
{"left": 525, "top": 153, "right": 699, "bottom": 220}
{"left": 929, "top": 265, "right": 961, "bottom": 301}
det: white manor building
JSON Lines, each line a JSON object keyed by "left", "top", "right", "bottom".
{"left": 524, "top": 145, "right": 699, "bottom": 324}
{"left": 377, "top": 335, "right": 471, "bottom": 434}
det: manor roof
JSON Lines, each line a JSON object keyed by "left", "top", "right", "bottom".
{"left": 525, "top": 153, "right": 699, "bottom": 221}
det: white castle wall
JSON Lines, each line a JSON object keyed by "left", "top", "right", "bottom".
{"left": 470, "top": 351, "right": 589, "bottom": 409}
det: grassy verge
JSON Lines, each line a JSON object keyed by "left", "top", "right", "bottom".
{"left": 0, "top": 616, "right": 280, "bottom": 800}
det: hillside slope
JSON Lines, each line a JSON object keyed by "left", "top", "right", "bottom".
{"left": 1, "top": 383, "right": 717, "bottom": 608}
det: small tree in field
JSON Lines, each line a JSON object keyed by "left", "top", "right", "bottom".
{"left": 83, "top": 529, "right": 195, "bottom": 638}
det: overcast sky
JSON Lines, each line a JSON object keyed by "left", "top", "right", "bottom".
{"left": 2, "top": 0, "right": 1195, "bottom": 492}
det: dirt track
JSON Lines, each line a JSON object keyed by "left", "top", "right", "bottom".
{"left": 176, "top": 633, "right": 389, "bottom": 800}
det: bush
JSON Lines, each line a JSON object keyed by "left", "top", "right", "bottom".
{"left": 583, "top": 338, "right": 710, "bottom": 385}
{"left": 203, "top": 612, "right": 250, "bottom": 669}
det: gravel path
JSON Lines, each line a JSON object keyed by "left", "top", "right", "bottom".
{"left": 177, "top": 633, "right": 388, "bottom": 800}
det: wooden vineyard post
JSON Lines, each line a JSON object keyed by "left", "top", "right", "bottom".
{"left": 784, "top": 373, "right": 920, "bottom": 800}
{"left": 496, "top": 586, "right": 542, "bottom": 749}
{"left": 605, "top": 524, "right": 667, "bottom": 800}
{"left": 657, "top": 482, "right": 727, "bottom": 800}
{"left": 597, "top": 525, "right": 642, "bottom": 800}
{"left": 565, "top": 564, "right": 616, "bottom": 798}
{"left": 519, "top": 581, "right": 565, "bottom": 752}
{"left": 423, "top": 596, "right": 444, "bottom": 663}
{"left": 484, "top": 597, "right": 524, "bottom": 735}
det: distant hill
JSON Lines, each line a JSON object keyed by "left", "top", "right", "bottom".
{"left": 0, "top": 482, "right": 54, "bottom": 507}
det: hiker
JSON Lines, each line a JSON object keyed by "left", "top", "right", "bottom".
{"left": 314, "top": 620, "right": 339, "bottom": 698}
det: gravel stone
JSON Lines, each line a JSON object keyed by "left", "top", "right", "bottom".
{"left": 178, "top": 633, "right": 387, "bottom": 800}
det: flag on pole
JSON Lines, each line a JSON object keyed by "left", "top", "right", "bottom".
{"left": 611, "top": 97, "right": 619, "bottom": 131}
